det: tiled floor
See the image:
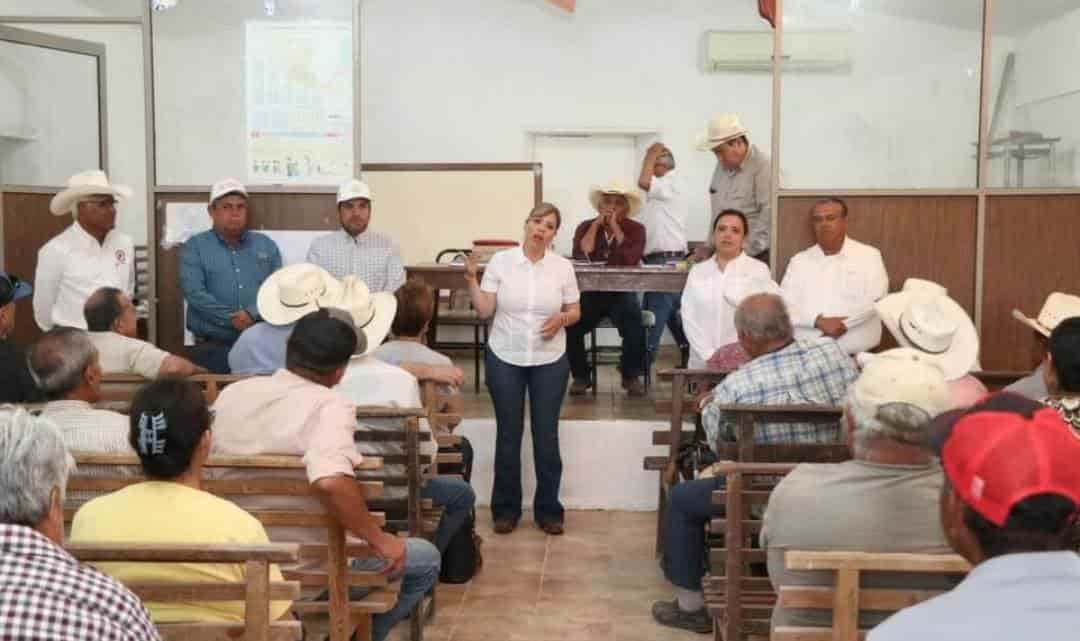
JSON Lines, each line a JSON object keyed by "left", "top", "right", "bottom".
{"left": 393, "top": 509, "right": 706, "bottom": 641}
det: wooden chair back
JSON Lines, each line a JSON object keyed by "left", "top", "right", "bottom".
{"left": 99, "top": 373, "right": 253, "bottom": 403}
{"left": 772, "top": 551, "right": 970, "bottom": 641}
{"left": 711, "top": 404, "right": 847, "bottom": 463}
{"left": 420, "top": 380, "right": 465, "bottom": 475}
{"left": 66, "top": 453, "right": 394, "bottom": 641}
{"left": 67, "top": 542, "right": 303, "bottom": 641}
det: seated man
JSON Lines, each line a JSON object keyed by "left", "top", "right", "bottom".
{"left": 566, "top": 181, "right": 648, "bottom": 397}
{"left": 763, "top": 348, "right": 956, "bottom": 630}
{"left": 84, "top": 287, "right": 204, "bottom": 378}
{"left": 1041, "top": 316, "right": 1080, "bottom": 431}
{"left": 70, "top": 379, "right": 291, "bottom": 623}
{"left": 1009, "top": 292, "right": 1080, "bottom": 399}
{"left": 0, "top": 271, "right": 41, "bottom": 403}
{"left": 307, "top": 179, "right": 406, "bottom": 292}
{"left": 870, "top": 393, "right": 1080, "bottom": 640}
{"left": 780, "top": 198, "right": 888, "bottom": 354}
{"left": 211, "top": 310, "right": 439, "bottom": 641}
{"left": 0, "top": 406, "right": 157, "bottom": 640}
{"left": 653, "top": 293, "right": 857, "bottom": 633}
{"left": 28, "top": 327, "right": 130, "bottom": 455}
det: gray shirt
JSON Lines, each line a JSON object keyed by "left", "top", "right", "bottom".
{"left": 306, "top": 229, "right": 405, "bottom": 293}
{"left": 373, "top": 340, "right": 453, "bottom": 368}
{"left": 761, "top": 460, "right": 954, "bottom": 629}
{"left": 870, "top": 551, "right": 1080, "bottom": 641}
{"left": 709, "top": 144, "right": 772, "bottom": 257}
{"left": 1004, "top": 360, "right": 1048, "bottom": 399}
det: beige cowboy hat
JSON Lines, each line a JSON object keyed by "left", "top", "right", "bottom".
{"left": 588, "top": 180, "right": 643, "bottom": 217}
{"left": 1012, "top": 292, "right": 1080, "bottom": 338}
{"left": 874, "top": 278, "right": 979, "bottom": 381}
{"left": 49, "top": 170, "right": 133, "bottom": 216}
{"left": 695, "top": 113, "right": 749, "bottom": 151}
{"left": 333, "top": 276, "right": 397, "bottom": 356}
{"left": 257, "top": 263, "right": 344, "bottom": 326}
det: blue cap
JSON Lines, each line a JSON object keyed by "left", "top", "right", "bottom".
{"left": 0, "top": 272, "right": 32, "bottom": 306}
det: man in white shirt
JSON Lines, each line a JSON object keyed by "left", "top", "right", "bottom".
{"left": 780, "top": 198, "right": 889, "bottom": 354}
{"left": 84, "top": 287, "right": 204, "bottom": 379}
{"left": 637, "top": 143, "right": 690, "bottom": 366}
{"left": 34, "top": 170, "right": 135, "bottom": 331}
{"left": 307, "top": 179, "right": 406, "bottom": 293}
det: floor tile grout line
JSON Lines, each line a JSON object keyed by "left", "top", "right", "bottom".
{"left": 443, "top": 568, "right": 472, "bottom": 641}
{"left": 537, "top": 529, "right": 551, "bottom": 609}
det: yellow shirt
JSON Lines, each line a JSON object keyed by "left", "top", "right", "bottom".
{"left": 70, "top": 481, "right": 292, "bottom": 623}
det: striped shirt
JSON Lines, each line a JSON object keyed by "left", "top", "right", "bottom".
{"left": 306, "top": 229, "right": 405, "bottom": 293}
{"left": 180, "top": 230, "right": 282, "bottom": 342}
{"left": 702, "top": 338, "right": 857, "bottom": 446}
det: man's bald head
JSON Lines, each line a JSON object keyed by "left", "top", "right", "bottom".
{"left": 735, "top": 293, "right": 794, "bottom": 357}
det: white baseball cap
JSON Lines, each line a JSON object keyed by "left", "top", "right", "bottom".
{"left": 209, "top": 178, "right": 248, "bottom": 205}
{"left": 337, "top": 179, "right": 373, "bottom": 205}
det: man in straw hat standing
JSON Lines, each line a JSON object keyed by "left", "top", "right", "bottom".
{"left": 1007, "top": 292, "right": 1080, "bottom": 399}
{"left": 34, "top": 170, "right": 135, "bottom": 331}
{"left": 566, "top": 180, "right": 648, "bottom": 396}
{"left": 698, "top": 113, "right": 772, "bottom": 264}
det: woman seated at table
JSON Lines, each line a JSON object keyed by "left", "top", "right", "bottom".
{"left": 681, "top": 209, "right": 779, "bottom": 369}
{"left": 70, "top": 378, "right": 292, "bottom": 623}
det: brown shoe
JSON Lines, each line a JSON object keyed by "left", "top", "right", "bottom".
{"left": 493, "top": 518, "right": 518, "bottom": 534}
{"left": 568, "top": 379, "right": 591, "bottom": 396}
{"left": 538, "top": 521, "right": 565, "bottom": 536}
{"left": 623, "top": 377, "right": 646, "bottom": 397}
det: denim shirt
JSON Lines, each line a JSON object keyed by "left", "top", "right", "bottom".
{"left": 180, "top": 230, "right": 282, "bottom": 342}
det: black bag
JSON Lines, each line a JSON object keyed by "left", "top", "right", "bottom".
{"left": 675, "top": 414, "right": 717, "bottom": 481}
{"left": 438, "top": 436, "right": 483, "bottom": 583}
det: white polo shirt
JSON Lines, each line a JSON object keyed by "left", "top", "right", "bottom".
{"left": 639, "top": 170, "right": 689, "bottom": 256}
{"left": 481, "top": 247, "right": 580, "bottom": 367}
{"left": 780, "top": 236, "right": 889, "bottom": 355}
{"left": 33, "top": 222, "right": 134, "bottom": 331}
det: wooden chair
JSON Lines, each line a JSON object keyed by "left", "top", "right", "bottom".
{"left": 420, "top": 380, "right": 465, "bottom": 475}
{"left": 426, "top": 249, "right": 488, "bottom": 393}
{"left": 67, "top": 541, "right": 303, "bottom": 641}
{"left": 772, "top": 551, "right": 970, "bottom": 641}
{"left": 709, "top": 404, "right": 847, "bottom": 463}
{"left": 66, "top": 453, "right": 396, "bottom": 641}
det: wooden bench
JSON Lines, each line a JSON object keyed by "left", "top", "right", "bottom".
{"left": 67, "top": 453, "right": 396, "bottom": 641}
{"left": 772, "top": 551, "right": 970, "bottom": 641}
{"left": 67, "top": 542, "right": 303, "bottom": 641}
{"left": 100, "top": 373, "right": 252, "bottom": 403}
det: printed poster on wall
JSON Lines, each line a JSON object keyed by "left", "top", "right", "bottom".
{"left": 245, "top": 21, "right": 353, "bottom": 185}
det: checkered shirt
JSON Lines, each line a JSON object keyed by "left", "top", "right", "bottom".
{"left": 306, "top": 229, "right": 405, "bottom": 293}
{"left": 0, "top": 524, "right": 159, "bottom": 640}
{"left": 702, "top": 338, "right": 857, "bottom": 447}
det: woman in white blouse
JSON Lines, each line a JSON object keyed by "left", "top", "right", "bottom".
{"left": 681, "top": 209, "right": 777, "bottom": 368}
{"left": 464, "top": 203, "right": 581, "bottom": 536}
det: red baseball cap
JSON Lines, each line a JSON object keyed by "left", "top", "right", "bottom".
{"left": 929, "top": 393, "right": 1080, "bottom": 527}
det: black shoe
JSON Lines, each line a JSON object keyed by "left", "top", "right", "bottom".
{"left": 493, "top": 517, "right": 518, "bottom": 534}
{"left": 651, "top": 599, "right": 712, "bottom": 634}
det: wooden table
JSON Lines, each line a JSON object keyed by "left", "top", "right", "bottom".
{"left": 405, "top": 262, "right": 689, "bottom": 293}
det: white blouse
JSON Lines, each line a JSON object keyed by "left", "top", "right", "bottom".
{"left": 680, "top": 252, "right": 778, "bottom": 368}
{"left": 480, "top": 247, "right": 580, "bottom": 367}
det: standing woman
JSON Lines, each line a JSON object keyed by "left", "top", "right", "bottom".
{"left": 464, "top": 203, "right": 581, "bottom": 535}
{"left": 681, "top": 209, "right": 777, "bottom": 369}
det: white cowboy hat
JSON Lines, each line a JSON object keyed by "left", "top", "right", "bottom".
{"left": 1012, "top": 292, "right": 1080, "bottom": 338}
{"left": 874, "top": 278, "right": 979, "bottom": 381}
{"left": 588, "top": 180, "right": 643, "bottom": 217}
{"left": 333, "top": 276, "right": 397, "bottom": 356}
{"left": 337, "top": 179, "right": 374, "bottom": 205}
{"left": 49, "top": 170, "right": 133, "bottom": 216}
{"left": 695, "top": 113, "right": 749, "bottom": 151}
{"left": 257, "top": 263, "right": 343, "bottom": 327}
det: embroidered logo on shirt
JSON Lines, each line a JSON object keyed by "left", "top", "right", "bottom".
{"left": 115, "top": 249, "right": 127, "bottom": 264}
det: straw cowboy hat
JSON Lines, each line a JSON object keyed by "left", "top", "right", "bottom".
{"left": 257, "top": 263, "right": 344, "bottom": 327}
{"left": 696, "top": 113, "right": 749, "bottom": 151}
{"left": 49, "top": 170, "right": 133, "bottom": 216}
{"left": 588, "top": 181, "right": 643, "bottom": 217}
{"left": 334, "top": 276, "right": 397, "bottom": 356}
{"left": 1012, "top": 292, "right": 1080, "bottom": 338}
{"left": 874, "top": 278, "right": 980, "bottom": 381}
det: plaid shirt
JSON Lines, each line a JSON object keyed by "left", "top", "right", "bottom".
{"left": 306, "top": 229, "right": 405, "bottom": 293}
{"left": 0, "top": 524, "right": 158, "bottom": 641}
{"left": 702, "top": 338, "right": 857, "bottom": 446}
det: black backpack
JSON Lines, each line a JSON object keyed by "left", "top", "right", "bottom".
{"left": 438, "top": 436, "right": 483, "bottom": 584}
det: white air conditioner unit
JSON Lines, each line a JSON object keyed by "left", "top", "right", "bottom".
{"left": 703, "top": 31, "right": 852, "bottom": 72}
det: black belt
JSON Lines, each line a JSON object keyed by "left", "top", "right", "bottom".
{"left": 645, "top": 251, "right": 686, "bottom": 260}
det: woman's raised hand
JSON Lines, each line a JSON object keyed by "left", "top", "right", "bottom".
{"left": 463, "top": 252, "right": 479, "bottom": 284}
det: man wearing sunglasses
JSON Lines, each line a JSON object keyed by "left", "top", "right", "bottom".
{"left": 0, "top": 271, "right": 41, "bottom": 403}
{"left": 34, "top": 170, "right": 135, "bottom": 331}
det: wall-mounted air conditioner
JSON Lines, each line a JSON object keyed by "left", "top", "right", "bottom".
{"left": 703, "top": 31, "right": 852, "bottom": 72}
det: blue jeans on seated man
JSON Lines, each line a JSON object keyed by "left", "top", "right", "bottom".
{"left": 661, "top": 476, "right": 725, "bottom": 591}
{"left": 349, "top": 537, "right": 440, "bottom": 641}
{"left": 422, "top": 475, "right": 476, "bottom": 554}
{"left": 642, "top": 254, "right": 689, "bottom": 361}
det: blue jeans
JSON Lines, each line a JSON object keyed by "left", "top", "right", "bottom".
{"left": 485, "top": 349, "right": 570, "bottom": 525}
{"left": 642, "top": 254, "right": 689, "bottom": 356}
{"left": 662, "top": 477, "right": 724, "bottom": 591}
{"left": 350, "top": 538, "right": 440, "bottom": 641}
{"left": 422, "top": 475, "right": 476, "bottom": 554}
